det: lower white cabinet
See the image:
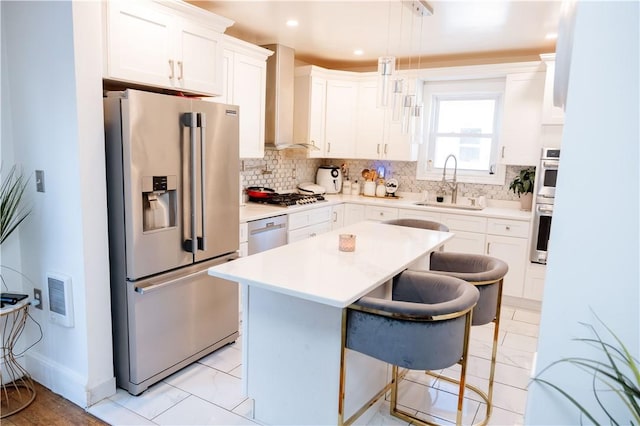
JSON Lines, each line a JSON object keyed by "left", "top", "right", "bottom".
{"left": 288, "top": 206, "right": 332, "bottom": 243}
{"left": 344, "top": 204, "right": 366, "bottom": 226}
{"left": 365, "top": 206, "right": 398, "bottom": 222}
{"left": 485, "top": 218, "right": 530, "bottom": 298}
{"left": 440, "top": 213, "right": 487, "bottom": 255}
{"left": 524, "top": 262, "right": 546, "bottom": 301}
{"left": 331, "top": 204, "right": 345, "bottom": 230}
{"left": 239, "top": 222, "right": 248, "bottom": 257}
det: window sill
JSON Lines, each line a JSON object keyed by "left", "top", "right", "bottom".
{"left": 416, "top": 167, "right": 506, "bottom": 185}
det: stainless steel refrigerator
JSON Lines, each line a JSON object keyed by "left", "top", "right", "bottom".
{"left": 103, "top": 89, "right": 240, "bottom": 395}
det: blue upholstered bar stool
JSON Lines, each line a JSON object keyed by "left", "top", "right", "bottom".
{"left": 427, "top": 252, "right": 509, "bottom": 426}
{"left": 338, "top": 271, "right": 479, "bottom": 426}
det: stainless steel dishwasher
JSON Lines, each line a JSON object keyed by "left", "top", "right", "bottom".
{"left": 248, "top": 215, "right": 288, "bottom": 255}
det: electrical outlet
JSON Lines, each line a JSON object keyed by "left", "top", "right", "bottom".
{"left": 33, "top": 288, "right": 43, "bottom": 310}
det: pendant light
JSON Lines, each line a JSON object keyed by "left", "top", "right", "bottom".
{"left": 376, "top": 1, "right": 395, "bottom": 108}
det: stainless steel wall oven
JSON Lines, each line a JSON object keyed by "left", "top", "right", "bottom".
{"left": 531, "top": 148, "right": 560, "bottom": 264}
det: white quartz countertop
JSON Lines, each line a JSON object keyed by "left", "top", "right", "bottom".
{"left": 240, "top": 193, "right": 532, "bottom": 223}
{"left": 209, "top": 221, "right": 453, "bottom": 308}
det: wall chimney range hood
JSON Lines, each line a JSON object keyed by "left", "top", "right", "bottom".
{"left": 262, "top": 44, "right": 316, "bottom": 150}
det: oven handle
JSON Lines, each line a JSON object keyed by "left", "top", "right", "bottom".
{"left": 537, "top": 204, "right": 554, "bottom": 214}
{"left": 542, "top": 161, "right": 559, "bottom": 169}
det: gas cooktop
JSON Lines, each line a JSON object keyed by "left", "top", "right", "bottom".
{"left": 248, "top": 192, "right": 326, "bottom": 207}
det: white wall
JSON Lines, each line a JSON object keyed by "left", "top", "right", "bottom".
{"left": 525, "top": 1, "right": 639, "bottom": 424}
{"left": 0, "top": 0, "right": 114, "bottom": 406}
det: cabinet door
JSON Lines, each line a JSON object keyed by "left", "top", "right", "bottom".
{"left": 486, "top": 234, "right": 528, "bottom": 298}
{"left": 500, "top": 72, "right": 545, "bottom": 166}
{"left": 397, "top": 209, "right": 442, "bottom": 222}
{"left": 383, "top": 116, "right": 417, "bottom": 161}
{"left": 365, "top": 206, "right": 399, "bottom": 222}
{"left": 105, "top": 1, "right": 174, "bottom": 88}
{"left": 234, "top": 53, "right": 267, "bottom": 158}
{"left": 288, "top": 222, "right": 332, "bottom": 243}
{"left": 344, "top": 204, "right": 365, "bottom": 226}
{"left": 444, "top": 231, "right": 486, "bottom": 255}
{"left": 209, "top": 49, "right": 233, "bottom": 104}
{"left": 541, "top": 60, "right": 565, "bottom": 125}
{"left": 177, "top": 20, "right": 223, "bottom": 95}
{"left": 355, "top": 80, "right": 385, "bottom": 159}
{"left": 325, "top": 80, "right": 357, "bottom": 158}
{"left": 308, "top": 78, "right": 328, "bottom": 158}
{"left": 331, "top": 204, "right": 345, "bottom": 230}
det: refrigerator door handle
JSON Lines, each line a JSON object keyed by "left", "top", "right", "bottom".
{"left": 182, "top": 112, "right": 198, "bottom": 254}
{"left": 198, "top": 112, "right": 207, "bottom": 252}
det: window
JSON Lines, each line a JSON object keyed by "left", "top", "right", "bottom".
{"left": 417, "top": 78, "right": 505, "bottom": 184}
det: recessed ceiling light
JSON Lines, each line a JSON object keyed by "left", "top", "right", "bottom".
{"left": 545, "top": 32, "right": 558, "bottom": 40}
{"left": 354, "top": 49, "right": 364, "bottom": 56}
{"left": 286, "top": 19, "right": 299, "bottom": 27}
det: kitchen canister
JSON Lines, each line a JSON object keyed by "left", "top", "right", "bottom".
{"left": 375, "top": 182, "right": 386, "bottom": 197}
{"left": 363, "top": 181, "right": 376, "bottom": 197}
{"left": 351, "top": 180, "right": 360, "bottom": 195}
{"left": 343, "top": 179, "right": 351, "bottom": 194}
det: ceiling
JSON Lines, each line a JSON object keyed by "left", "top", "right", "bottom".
{"left": 189, "top": 1, "right": 561, "bottom": 70}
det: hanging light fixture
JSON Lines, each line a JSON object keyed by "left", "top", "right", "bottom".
{"left": 377, "top": 1, "right": 396, "bottom": 108}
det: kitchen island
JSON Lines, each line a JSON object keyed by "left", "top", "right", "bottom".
{"left": 208, "top": 221, "right": 453, "bottom": 425}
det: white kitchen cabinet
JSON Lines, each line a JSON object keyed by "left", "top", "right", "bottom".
{"left": 294, "top": 66, "right": 358, "bottom": 159}
{"left": 440, "top": 213, "right": 487, "bottom": 255}
{"left": 500, "top": 72, "right": 546, "bottom": 166}
{"left": 239, "top": 222, "right": 248, "bottom": 257}
{"left": 485, "top": 218, "right": 530, "bottom": 298}
{"left": 540, "top": 54, "right": 565, "bottom": 125}
{"left": 524, "top": 263, "right": 546, "bottom": 301}
{"left": 397, "top": 209, "right": 442, "bottom": 222}
{"left": 344, "top": 203, "right": 366, "bottom": 226}
{"left": 331, "top": 204, "right": 345, "bottom": 230}
{"left": 365, "top": 205, "right": 399, "bottom": 222}
{"left": 324, "top": 79, "right": 358, "bottom": 158}
{"left": 209, "top": 37, "right": 271, "bottom": 158}
{"left": 355, "top": 77, "right": 418, "bottom": 161}
{"left": 287, "top": 206, "right": 333, "bottom": 243}
{"left": 103, "top": 0, "right": 231, "bottom": 96}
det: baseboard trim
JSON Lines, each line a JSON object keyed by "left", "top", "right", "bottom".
{"left": 25, "top": 351, "right": 116, "bottom": 408}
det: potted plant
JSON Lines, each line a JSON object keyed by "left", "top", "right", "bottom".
{"left": 1, "top": 165, "right": 30, "bottom": 245}
{"left": 509, "top": 167, "right": 535, "bottom": 211}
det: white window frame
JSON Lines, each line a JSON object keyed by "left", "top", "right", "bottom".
{"left": 417, "top": 78, "right": 506, "bottom": 185}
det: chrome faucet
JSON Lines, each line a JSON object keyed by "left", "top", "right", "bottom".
{"left": 442, "top": 154, "right": 458, "bottom": 204}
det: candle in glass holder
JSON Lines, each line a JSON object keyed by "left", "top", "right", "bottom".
{"left": 339, "top": 234, "right": 356, "bottom": 252}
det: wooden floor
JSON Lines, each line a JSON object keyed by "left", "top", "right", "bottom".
{"left": 2, "top": 380, "right": 108, "bottom": 425}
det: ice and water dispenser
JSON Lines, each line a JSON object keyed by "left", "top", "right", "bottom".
{"left": 142, "top": 176, "right": 177, "bottom": 231}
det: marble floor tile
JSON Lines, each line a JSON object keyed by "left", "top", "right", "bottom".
{"left": 87, "top": 397, "right": 156, "bottom": 425}
{"left": 153, "top": 395, "right": 258, "bottom": 425}
{"left": 502, "top": 332, "right": 539, "bottom": 353}
{"left": 500, "top": 317, "right": 540, "bottom": 338}
{"left": 198, "top": 343, "right": 242, "bottom": 373}
{"left": 513, "top": 309, "right": 541, "bottom": 325}
{"left": 109, "top": 383, "right": 189, "bottom": 420}
{"left": 163, "top": 362, "right": 246, "bottom": 411}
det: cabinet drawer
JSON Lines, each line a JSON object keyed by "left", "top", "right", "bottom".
{"left": 441, "top": 213, "right": 487, "bottom": 233}
{"left": 288, "top": 206, "right": 332, "bottom": 231}
{"left": 398, "top": 208, "right": 442, "bottom": 223}
{"left": 288, "top": 221, "right": 332, "bottom": 243}
{"left": 239, "top": 223, "right": 248, "bottom": 243}
{"left": 487, "top": 218, "right": 530, "bottom": 238}
{"left": 365, "top": 206, "right": 398, "bottom": 222}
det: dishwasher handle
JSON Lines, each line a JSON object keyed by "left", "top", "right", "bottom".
{"left": 250, "top": 222, "right": 286, "bottom": 235}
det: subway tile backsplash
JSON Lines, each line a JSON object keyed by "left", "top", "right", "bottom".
{"left": 240, "top": 150, "right": 531, "bottom": 202}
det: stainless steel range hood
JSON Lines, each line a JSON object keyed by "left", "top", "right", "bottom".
{"left": 262, "top": 44, "right": 316, "bottom": 150}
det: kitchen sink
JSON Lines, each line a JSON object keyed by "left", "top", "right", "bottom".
{"left": 413, "top": 201, "right": 485, "bottom": 211}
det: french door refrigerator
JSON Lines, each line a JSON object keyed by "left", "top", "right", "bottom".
{"left": 103, "top": 89, "right": 240, "bottom": 395}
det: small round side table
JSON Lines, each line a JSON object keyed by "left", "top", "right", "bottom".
{"left": 1, "top": 299, "right": 36, "bottom": 418}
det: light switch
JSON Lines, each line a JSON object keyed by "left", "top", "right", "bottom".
{"left": 36, "top": 170, "right": 45, "bottom": 193}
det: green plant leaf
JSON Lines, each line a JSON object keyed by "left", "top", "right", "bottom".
{"left": 0, "top": 165, "right": 30, "bottom": 245}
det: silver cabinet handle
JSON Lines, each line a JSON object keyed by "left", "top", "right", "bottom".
{"left": 327, "top": 142, "right": 331, "bottom": 153}
{"left": 505, "top": 225, "right": 511, "bottom": 231}
{"left": 333, "top": 212, "right": 337, "bottom": 222}
{"left": 487, "top": 242, "right": 491, "bottom": 254}
{"left": 377, "top": 144, "right": 380, "bottom": 154}
{"left": 178, "top": 61, "right": 183, "bottom": 81}
{"left": 310, "top": 233, "right": 317, "bottom": 237}
{"left": 198, "top": 112, "right": 207, "bottom": 251}
{"left": 384, "top": 144, "right": 388, "bottom": 154}
{"left": 501, "top": 146, "right": 505, "bottom": 158}
{"left": 169, "top": 59, "right": 175, "bottom": 79}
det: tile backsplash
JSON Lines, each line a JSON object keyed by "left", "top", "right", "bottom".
{"left": 240, "top": 150, "right": 532, "bottom": 202}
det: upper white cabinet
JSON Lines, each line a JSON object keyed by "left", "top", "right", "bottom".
{"left": 540, "top": 54, "right": 565, "bottom": 125}
{"left": 355, "top": 76, "right": 417, "bottom": 161}
{"left": 209, "top": 37, "right": 272, "bottom": 158}
{"left": 500, "top": 72, "right": 546, "bottom": 166}
{"left": 294, "top": 66, "right": 358, "bottom": 159}
{"left": 103, "top": 0, "right": 232, "bottom": 96}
